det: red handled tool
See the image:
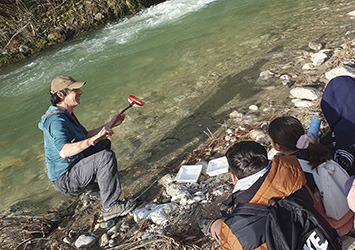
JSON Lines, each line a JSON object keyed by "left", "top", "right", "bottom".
{"left": 93, "top": 95, "right": 145, "bottom": 144}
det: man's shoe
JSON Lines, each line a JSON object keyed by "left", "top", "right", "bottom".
{"left": 102, "top": 199, "right": 136, "bottom": 221}
{"left": 197, "top": 217, "right": 215, "bottom": 237}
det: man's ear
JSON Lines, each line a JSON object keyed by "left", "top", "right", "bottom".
{"left": 56, "top": 91, "right": 65, "bottom": 100}
{"left": 231, "top": 173, "right": 238, "bottom": 185}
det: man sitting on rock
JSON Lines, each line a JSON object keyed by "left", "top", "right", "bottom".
{"left": 198, "top": 141, "right": 331, "bottom": 249}
{"left": 38, "top": 75, "right": 136, "bottom": 221}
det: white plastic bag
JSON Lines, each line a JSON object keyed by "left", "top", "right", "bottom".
{"left": 299, "top": 159, "right": 351, "bottom": 220}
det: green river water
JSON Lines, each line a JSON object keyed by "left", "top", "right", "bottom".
{"left": 0, "top": 0, "right": 354, "bottom": 214}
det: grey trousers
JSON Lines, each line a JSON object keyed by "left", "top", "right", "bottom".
{"left": 53, "top": 139, "right": 121, "bottom": 210}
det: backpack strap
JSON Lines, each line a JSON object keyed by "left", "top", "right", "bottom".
{"left": 224, "top": 203, "right": 269, "bottom": 249}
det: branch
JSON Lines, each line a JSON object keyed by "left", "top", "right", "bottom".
{"left": 2, "top": 22, "right": 30, "bottom": 51}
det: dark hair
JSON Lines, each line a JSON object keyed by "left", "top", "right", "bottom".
{"left": 226, "top": 141, "right": 268, "bottom": 179}
{"left": 50, "top": 88, "right": 69, "bottom": 106}
{"left": 268, "top": 116, "right": 331, "bottom": 169}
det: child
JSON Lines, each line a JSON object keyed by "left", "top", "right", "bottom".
{"left": 321, "top": 75, "right": 355, "bottom": 175}
{"left": 268, "top": 116, "right": 353, "bottom": 236}
{"left": 199, "top": 140, "right": 317, "bottom": 249}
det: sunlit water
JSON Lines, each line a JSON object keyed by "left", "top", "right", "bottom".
{"left": 0, "top": 0, "right": 353, "bottom": 214}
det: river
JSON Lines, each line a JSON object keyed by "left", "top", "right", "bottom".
{"left": 0, "top": 0, "right": 354, "bottom": 214}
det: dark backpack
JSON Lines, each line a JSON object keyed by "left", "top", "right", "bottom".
{"left": 228, "top": 194, "right": 342, "bottom": 250}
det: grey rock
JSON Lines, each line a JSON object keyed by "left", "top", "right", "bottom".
{"left": 290, "top": 87, "right": 320, "bottom": 100}
{"left": 291, "top": 99, "right": 313, "bottom": 108}
{"left": 94, "top": 13, "right": 104, "bottom": 21}
{"left": 19, "top": 45, "right": 29, "bottom": 53}
{"left": 100, "top": 233, "right": 109, "bottom": 248}
{"left": 308, "top": 42, "right": 323, "bottom": 51}
{"left": 107, "top": 224, "right": 119, "bottom": 235}
{"left": 242, "top": 113, "right": 259, "bottom": 121}
{"left": 75, "top": 233, "right": 97, "bottom": 249}
{"left": 312, "top": 52, "right": 327, "bottom": 66}
{"left": 63, "top": 237, "right": 72, "bottom": 244}
{"left": 325, "top": 66, "right": 355, "bottom": 80}
{"left": 259, "top": 70, "right": 274, "bottom": 81}
{"left": 100, "top": 219, "right": 115, "bottom": 229}
{"left": 47, "top": 33, "right": 56, "bottom": 39}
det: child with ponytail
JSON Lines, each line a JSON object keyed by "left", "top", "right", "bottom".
{"left": 268, "top": 116, "right": 353, "bottom": 236}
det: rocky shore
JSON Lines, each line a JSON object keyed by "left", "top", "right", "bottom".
{"left": 0, "top": 0, "right": 165, "bottom": 68}
{"left": 2, "top": 7, "right": 355, "bottom": 250}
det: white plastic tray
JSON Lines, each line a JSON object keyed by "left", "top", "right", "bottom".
{"left": 206, "top": 156, "right": 229, "bottom": 176}
{"left": 175, "top": 165, "right": 203, "bottom": 183}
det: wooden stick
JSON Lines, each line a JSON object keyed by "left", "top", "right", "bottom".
{"left": 92, "top": 104, "right": 133, "bottom": 145}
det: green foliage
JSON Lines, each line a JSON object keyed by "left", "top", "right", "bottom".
{"left": 35, "top": 38, "right": 48, "bottom": 49}
{"left": 0, "top": 54, "right": 11, "bottom": 66}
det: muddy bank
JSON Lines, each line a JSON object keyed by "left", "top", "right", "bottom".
{"left": 0, "top": 0, "right": 165, "bottom": 68}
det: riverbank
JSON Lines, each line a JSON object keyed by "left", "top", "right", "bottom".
{"left": 0, "top": 0, "right": 165, "bottom": 68}
{"left": 2, "top": 22, "right": 355, "bottom": 248}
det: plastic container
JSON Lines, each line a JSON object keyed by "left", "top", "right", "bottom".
{"left": 175, "top": 165, "right": 203, "bottom": 183}
{"left": 206, "top": 156, "right": 229, "bottom": 176}
{"left": 308, "top": 118, "right": 321, "bottom": 139}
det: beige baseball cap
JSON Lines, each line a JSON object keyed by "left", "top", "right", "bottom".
{"left": 50, "top": 75, "right": 86, "bottom": 94}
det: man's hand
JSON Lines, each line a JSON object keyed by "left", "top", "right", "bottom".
{"left": 97, "top": 126, "right": 113, "bottom": 139}
{"left": 108, "top": 113, "right": 125, "bottom": 128}
{"left": 91, "top": 126, "right": 114, "bottom": 145}
{"left": 86, "top": 112, "right": 126, "bottom": 144}
{"left": 210, "top": 218, "right": 225, "bottom": 242}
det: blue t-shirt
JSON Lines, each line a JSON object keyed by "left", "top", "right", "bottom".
{"left": 38, "top": 106, "right": 88, "bottom": 181}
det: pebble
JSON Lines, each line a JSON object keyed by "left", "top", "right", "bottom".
{"left": 63, "top": 237, "right": 72, "bottom": 244}
{"left": 249, "top": 104, "right": 258, "bottom": 111}
{"left": 291, "top": 99, "right": 313, "bottom": 108}
{"left": 107, "top": 225, "right": 119, "bottom": 235}
{"left": 261, "top": 85, "right": 276, "bottom": 91}
{"left": 174, "top": 95, "right": 186, "bottom": 101}
{"left": 19, "top": 45, "right": 29, "bottom": 54}
{"left": 75, "top": 233, "right": 97, "bottom": 249}
{"left": 94, "top": 13, "right": 104, "bottom": 21}
{"left": 99, "top": 233, "right": 109, "bottom": 248}
{"left": 213, "top": 187, "right": 226, "bottom": 196}
{"left": 111, "top": 232, "right": 120, "bottom": 239}
{"left": 226, "top": 128, "right": 233, "bottom": 134}
{"left": 290, "top": 87, "right": 320, "bottom": 100}
{"left": 259, "top": 70, "right": 274, "bottom": 80}
{"left": 324, "top": 55, "right": 336, "bottom": 67}
{"left": 312, "top": 52, "right": 328, "bottom": 66}
{"left": 280, "top": 74, "right": 291, "bottom": 85}
{"left": 229, "top": 110, "right": 243, "bottom": 119}
{"left": 242, "top": 113, "right": 259, "bottom": 121}
{"left": 302, "top": 63, "right": 313, "bottom": 70}
{"left": 248, "top": 129, "right": 269, "bottom": 144}
{"left": 284, "top": 81, "right": 294, "bottom": 88}
{"left": 121, "top": 222, "right": 130, "bottom": 230}
{"left": 133, "top": 203, "right": 177, "bottom": 225}
{"left": 308, "top": 41, "right": 323, "bottom": 51}
{"left": 325, "top": 66, "right": 355, "bottom": 80}
{"left": 230, "top": 136, "right": 237, "bottom": 143}
{"left": 260, "top": 122, "right": 268, "bottom": 130}
{"left": 100, "top": 219, "right": 115, "bottom": 229}
{"left": 183, "top": 110, "right": 194, "bottom": 117}
{"left": 348, "top": 10, "right": 355, "bottom": 17}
